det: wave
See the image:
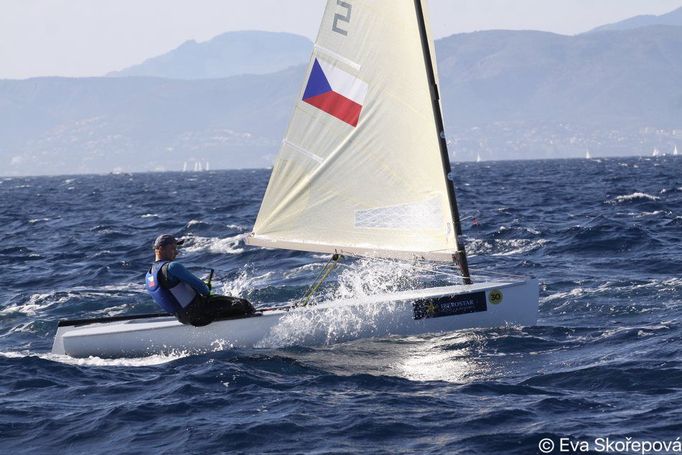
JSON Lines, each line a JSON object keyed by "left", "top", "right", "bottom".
{"left": 466, "top": 238, "right": 547, "bottom": 257}
{"left": 610, "top": 192, "right": 661, "bottom": 203}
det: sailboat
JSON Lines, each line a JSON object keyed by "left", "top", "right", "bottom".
{"left": 52, "top": 0, "right": 538, "bottom": 358}
{"left": 674, "top": 145, "right": 679, "bottom": 156}
{"left": 585, "top": 150, "right": 592, "bottom": 160}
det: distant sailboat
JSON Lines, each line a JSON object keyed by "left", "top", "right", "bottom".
{"left": 585, "top": 150, "right": 592, "bottom": 160}
{"left": 652, "top": 148, "right": 661, "bottom": 157}
{"left": 205, "top": 161, "right": 211, "bottom": 171}
{"left": 476, "top": 151, "right": 482, "bottom": 163}
{"left": 674, "top": 145, "right": 679, "bottom": 156}
{"left": 182, "top": 161, "right": 188, "bottom": 172}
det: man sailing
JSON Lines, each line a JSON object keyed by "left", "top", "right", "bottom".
{"left": 145, "top": 234, "right": 255, "bottom": 326}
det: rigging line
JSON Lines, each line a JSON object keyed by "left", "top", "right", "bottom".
{"left": 299, "top": 254, "right": 342, "bottom": 307}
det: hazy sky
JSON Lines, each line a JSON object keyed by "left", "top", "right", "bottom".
{"left": 1, "top": 0, "right": 681, "bottom": 79}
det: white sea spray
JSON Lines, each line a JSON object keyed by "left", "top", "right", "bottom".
{"left": 216, "top": 268, "right": 274, "bottom": 298}
{"left": 256, "top": 259, "right": 422, "bottom": 349}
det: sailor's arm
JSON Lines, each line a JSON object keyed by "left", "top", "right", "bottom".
{"left": 167, "top": 262, "right": 210, "bottom": 296}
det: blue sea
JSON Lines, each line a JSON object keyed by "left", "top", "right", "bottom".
{"left": 1, "top": 157, "right": 681, "bottom": 454}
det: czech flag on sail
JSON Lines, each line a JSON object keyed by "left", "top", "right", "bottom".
{"left": 302, "top": 58, "right": 368, "bottom": 127}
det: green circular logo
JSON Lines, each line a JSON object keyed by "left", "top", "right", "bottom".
{"left": 489, "top": 289, "right": 503, "bottom": 305}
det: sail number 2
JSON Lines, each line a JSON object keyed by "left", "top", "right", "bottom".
{"left": 332, "top": 1, "right": 352, "bottom": 36}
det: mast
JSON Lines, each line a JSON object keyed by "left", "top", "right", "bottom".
{"left": 413, "top": 0, "right": 472, "bottom": 284}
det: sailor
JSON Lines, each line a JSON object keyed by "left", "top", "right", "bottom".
{"left": 145, "top": 234, "right": 255, "bottom": 326}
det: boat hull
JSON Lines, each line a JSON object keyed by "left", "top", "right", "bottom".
{"left": 52, "top": 279, "right": 539, "bottom": 358}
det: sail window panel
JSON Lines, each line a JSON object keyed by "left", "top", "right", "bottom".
{"left": 354, "top": 196, "right": 444, "bottom": 230}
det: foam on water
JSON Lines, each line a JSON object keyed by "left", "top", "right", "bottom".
{"left": 0, "top": 284, "right": 143, "bottom": 317}
{"left": 611, "top": 192, "right": 661, "bottom": 203}
{"left": 0, "top": 350, "right": 190, "bottom": 367}
{"left": 466, "top": 238, "right": 547, "bottom": 256}
{"left": 182, "top": 234, "right": 247, "bottom": 254}
{"left": 28, "top": 218, "right": 50, "bottom": 224}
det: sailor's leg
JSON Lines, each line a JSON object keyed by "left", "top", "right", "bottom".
{"left": 177, "top": 298, "right": 214, "bottom": 327}
{"left": 208, "top": 295, "right": 255, "bottom": 317}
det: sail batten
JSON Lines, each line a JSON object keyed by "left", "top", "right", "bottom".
{"left": 248, "top": 0, "right": 462, "bottom": 261}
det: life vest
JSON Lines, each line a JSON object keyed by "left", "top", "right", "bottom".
{"left": 145, "top": 261, "right": 198, "bottom": 314}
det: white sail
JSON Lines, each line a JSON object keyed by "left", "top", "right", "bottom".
{"left": 248, "top": 0, "right": 460, "bottom": 261}
{"left": 674, "top": 145, "right": 679, "bottom": 156}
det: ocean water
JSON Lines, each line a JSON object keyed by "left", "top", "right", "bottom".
{"left": 1, "top": 157, "right": 681, "bottom": 454}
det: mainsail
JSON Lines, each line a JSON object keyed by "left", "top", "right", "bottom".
{"left": 248, "top": 0, "right": 465, "bottom": 263}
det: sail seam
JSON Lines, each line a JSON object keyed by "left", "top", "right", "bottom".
{"left": 314, "top": 45, "right": 361, "bottom": 71}
{"left": 283, "top": 140, "right": 324, "bottom": 163}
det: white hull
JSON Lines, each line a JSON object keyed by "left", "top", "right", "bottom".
{"left": 52, "top": 279, "right": 539, "bottom": 358}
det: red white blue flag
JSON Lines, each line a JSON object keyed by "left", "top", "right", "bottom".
{"left": 302, "top": 58, "right": 368, "bottom": 127}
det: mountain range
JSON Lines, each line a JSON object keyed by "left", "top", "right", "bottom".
{"left": 106, "top": 31, "right": 312, "bottom": 79}
{"left": 589, "top": 5, "right": 682, "bottom": 32}
{"left": 1, "top": 8, "right": 681, "bottom": 176}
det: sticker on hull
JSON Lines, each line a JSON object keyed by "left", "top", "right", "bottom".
{"left": 413, "top": 291, "right": 487, "bottom": 320}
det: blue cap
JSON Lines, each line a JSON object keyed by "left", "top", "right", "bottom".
{"left": 153, "top": 234, "right": 184, "bottom": 249}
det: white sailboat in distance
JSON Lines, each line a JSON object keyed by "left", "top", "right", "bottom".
{"left": 52, "top": 0, "right": 539, "bottom": 358}
{"left": 674, "top": 145, "right": 679, "bottom": 156}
